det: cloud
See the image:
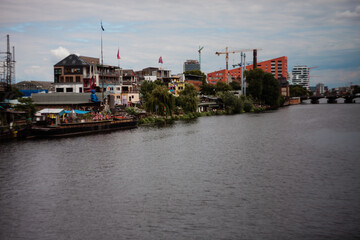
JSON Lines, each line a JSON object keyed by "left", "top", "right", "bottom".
{"left": 1, "top": 0, "right": 359, "bottom": 86}
{"left": 50, "top": 46, "right": 70, "bottom": 60}
{"left": 314, "top": 66, "right": 360, "bottom": 87}
{"left": 336, "top": 5, "right": 360, "bottom": 19}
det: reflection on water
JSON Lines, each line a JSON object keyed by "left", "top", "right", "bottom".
{"left": 1, "top": 104, "right": 360, "bottom": 239}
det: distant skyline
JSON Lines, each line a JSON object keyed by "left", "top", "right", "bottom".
{"left": 0, "top": 0, "right": 359, "bottom": 89}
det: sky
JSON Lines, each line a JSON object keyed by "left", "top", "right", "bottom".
{"left": 0, "top": 0, "right": 359, "bottom": 89}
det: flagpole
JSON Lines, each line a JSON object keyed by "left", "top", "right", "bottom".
{"left": 101, "top": 21, "right": 104, "bottom": 104}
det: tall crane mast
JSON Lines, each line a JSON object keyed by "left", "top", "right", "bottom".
{"left": 198, "top": 46, "right": 204, "bottom": 70}
{"left": 215, "top": 47, "right": 262, "bottom": 70}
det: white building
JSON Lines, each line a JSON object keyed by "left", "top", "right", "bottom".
{"left": 54, "top": 54, "right": 122, "bottom": 95}
{"left": 292, "top": 65, "right": 310, "bottom": 90}
{"left": 316, "top": 82, "right": 325, "bottom": 95}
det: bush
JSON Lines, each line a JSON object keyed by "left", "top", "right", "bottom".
{"left": 244, "top": 99, "right": 253, "bottom": 112}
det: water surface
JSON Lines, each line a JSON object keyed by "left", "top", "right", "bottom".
{"left": 1, "top": 104, "right": 360, "bottom": 239}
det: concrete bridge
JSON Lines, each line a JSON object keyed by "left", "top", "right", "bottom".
{"left": 301, "top": 95, "right": 360, "bottom": 104}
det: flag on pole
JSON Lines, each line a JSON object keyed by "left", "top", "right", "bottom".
{"left": 117, "top": 49, "right": 120, "bottom": 59}
{"left": 101, "top": 21, "right": 105, "bottom": 31}
{"left": 158, "top": 56, "right": 163, "bottom": 64}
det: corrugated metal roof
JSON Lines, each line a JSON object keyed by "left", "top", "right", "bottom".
{"left": 31, "top": 92, "right": 107, "bottom": 105}
{"left": 38, "top": 108, "right": 64, "bottom": 114}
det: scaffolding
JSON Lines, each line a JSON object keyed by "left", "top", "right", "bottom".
{"left": 0, "top": 35, "right": 16, "bottom": 91}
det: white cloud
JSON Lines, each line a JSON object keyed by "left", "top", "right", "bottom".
{"left": 50, "top": 46, "right": 70, "bottom": 60}
{"left": 336, "top": 5, "right": 360, "bottom": 19}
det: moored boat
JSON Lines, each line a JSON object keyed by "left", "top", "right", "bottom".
{"left": 31, "top": 118, "right": 137, "bottom": 138}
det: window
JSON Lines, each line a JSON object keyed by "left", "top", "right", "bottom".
{"left": 66, "top": 88, "right": 73, "bottom": 92}
{"left": 54, "top": 68, "right": 62, "bottom": 74}
{"left": 76, "top": 76, "right": 81, "bottom": 82}
{"left": 79, "top": 87, "right": 82, "bottom": 93}
{"left": 56, "top": 88, "right": 64, "bottom": 92}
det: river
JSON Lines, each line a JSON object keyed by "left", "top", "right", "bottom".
{"left": 1, "top": 104, "right": 360, "bottom": 239}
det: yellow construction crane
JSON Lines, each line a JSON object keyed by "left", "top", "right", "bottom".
{"left": 215, "top": 47, "right": 262, "bottom": 70}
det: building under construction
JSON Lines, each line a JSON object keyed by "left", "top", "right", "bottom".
{"left": 0, "top": 34, "right": 16, "bottom": 101}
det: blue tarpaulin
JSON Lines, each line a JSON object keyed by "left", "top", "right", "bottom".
{"left": 20, "top": 90, "right": 48, "bottom": 97}
{"left": 64, "top": 110, "right": 90, "bottom": 114}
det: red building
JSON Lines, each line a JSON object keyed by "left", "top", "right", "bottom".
{"left": 207, "top": 56, "right": 288, "bottom": 84}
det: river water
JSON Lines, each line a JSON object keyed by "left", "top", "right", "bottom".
{"left": 1, "top": 104, "right": 360, "bottom": 239}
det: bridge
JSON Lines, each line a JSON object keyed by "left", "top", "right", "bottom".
{"left": 300, "top": 95, "right": 360, "bottom": 104}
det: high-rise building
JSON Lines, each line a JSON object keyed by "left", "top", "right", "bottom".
{"left": 316, "top": 82, "right": 325, "bottom": 95}
{"left": 292, "top": 66, "right": 310, "bottom": 90}
{"left": 183, "top": 60, "right": 200, "bottom": 72}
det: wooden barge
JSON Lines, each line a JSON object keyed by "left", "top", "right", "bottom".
{"left": 31, "top": 118, "right": 137, "bottom": 138}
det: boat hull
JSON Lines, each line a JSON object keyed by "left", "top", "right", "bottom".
{"left": 31, "top": 119, "right": 137, "bottom": 138}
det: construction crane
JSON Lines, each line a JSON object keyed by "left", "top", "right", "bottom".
{"left": 215, "top": 47, "right": 262, "bottom": 70}
{"left": 198, "top": 46, "right": 204, "bottom": 70}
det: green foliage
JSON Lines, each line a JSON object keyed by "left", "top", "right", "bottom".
{"left": 245, "top": 68, "right": 280, "bottom": 106}
{"left": 243, "top": 98, "right": 253, "bottom": 112}
{"left": 215, "top": 81, "right": 232, "bottom": 93}
{"left": 15, "top": 98, "right": 36, "bottom": 119}
{"left": 125, "top": 106, "right": 137, "bottom": 115}
{"left": 246, "top": 68, "right": 264, "bottom": 102}
{"left": 219, "top": 91, "right": 244, "bottom": 114}
{"left": 177, "top": 83, "right": 199, "bottom": 113}
{"left": 200, "top": 79, "right": 216, "bottom": 95}
{"left": 290, "top": 85, "right": 309, "bottom": 97}
{"left": 140, "top": 80, "right": 163, "bottom": 102}
{"left": 262, "top": 73, "right": 280, "bottom": 106}
{"left": 145, "top": 85, "right": 175, "bottom": 116}
{"left": 229, "top": 81, "right": 241, "bottom": 90}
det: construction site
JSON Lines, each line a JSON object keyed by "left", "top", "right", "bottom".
{"left": 0, "top": 34, "right": 16, "bottom": 101}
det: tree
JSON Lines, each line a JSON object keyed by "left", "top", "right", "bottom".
{"left": 262, "top": 72, "right": 280, "bottom": 106}
{"left": 140, "top": 80, "right": 163, "bottom": 103}
{"left": 290, "top": 85, "right": 309, "bottom": 97}
{"left": 229, "top": 81, "right": 241, "bottom": 90}
{"left": 219, "top": 91, "right": 243, "bottom": 114}
{"left": 200, "top": 79, "right": 216, "bottom": 96}
{"left": 15, "top": 97, "right": 36, "bottom": 120}
{"left": 215, "top": 81, "right": 232, "bottom": 93}
{"left": 145, "top": 85, "right": 175, "bottom": 116}
{"left": 246, "top": 68, "right": 264, "bottom": 103}
{"left": 245, "top": 68, "right": 280, "bottom": 106}
{"left": 177, "top": 83, "right": 199, "bottom": 113}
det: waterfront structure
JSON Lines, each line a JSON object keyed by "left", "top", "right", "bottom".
{"left": 54, "top": 54, "right": 122, "bottom": 95}
{"left": 183, "top": 60, "right": 200, "bottom": 72}
{"left": 135, "top": 67, "right": 171, "bottom": 83}
{"left": 292, "top": 65, "right": 310, "bottom": 90}
{"left": 31, "top": 92, "right": 105, "bottom": 110}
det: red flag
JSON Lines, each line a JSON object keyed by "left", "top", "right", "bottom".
{"left": 158, "top": 56, "right": 163, "bottom": 64}
{"left": 117, "top": 49, "right": 120, "bottom": 59}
